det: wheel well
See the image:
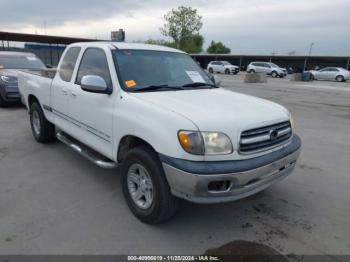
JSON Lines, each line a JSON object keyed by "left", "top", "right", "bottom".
{"left": 117, "top": 135, "right": 155, "bottom": 163}
{"left": 28, "top": 95, "right": 39, "bottom": 108}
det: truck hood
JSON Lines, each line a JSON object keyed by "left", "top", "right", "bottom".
{"left": 131, "top": 88, "right": 290, "bottom": 140}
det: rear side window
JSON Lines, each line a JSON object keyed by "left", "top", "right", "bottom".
{"left": 59, "top": 47, "right": 81, "bottom": 82}
{"left": 76, "top": 48, "right": 112, "bottom": 87}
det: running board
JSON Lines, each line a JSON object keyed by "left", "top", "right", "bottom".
{"left": 56, "top": 132, "right": 118, "bottom": 169}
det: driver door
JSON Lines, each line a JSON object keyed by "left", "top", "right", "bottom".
{"left": 67, "top": 47, "right": 115, "bottom": 159}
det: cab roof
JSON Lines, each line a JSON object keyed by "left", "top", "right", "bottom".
{"left": 69, "top": 42, "right": 185, "bottom": 54}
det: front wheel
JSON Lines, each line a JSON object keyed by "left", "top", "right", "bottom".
{"left": 248, "top": 69, "right": 255, "bottom": 74}
{"left": 30, "top": 102, "right": 56, "bottom": 143}
{"left": 225, "top": 69, "right": 230, "bottom": 75}
{"left": 271, "top": 71, "right": 278, "bottom": 78}
{"left": 121, "top": 146, "right": 178, "bottom": 224}
{"left": 208, "top": 68, "right": 214, "bottom": 74}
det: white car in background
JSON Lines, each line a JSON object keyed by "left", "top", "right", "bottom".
{"left": 247, "top": 62, "right": 287, "bottom": 78}
{"left": 207, "top": 61, "right": 239, "bottom": 75}
{"left": 309, "top": 67, "right": 349, "bottom": 82}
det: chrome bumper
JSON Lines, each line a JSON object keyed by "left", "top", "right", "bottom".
{"left": 161, "top": 135, "right": 301, "bottom": 204}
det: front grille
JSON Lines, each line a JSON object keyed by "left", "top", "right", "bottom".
{"left": 239, "top": 121, "right": 292, "bottom": 154}
{"left": 6, "top": 92, "right": 20, "bottom": 99}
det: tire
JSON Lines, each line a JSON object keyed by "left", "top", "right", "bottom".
{"left": 336, "top": 75, "right": 345, "bottom": 82}
{"left": 30, "top": 102, "right": 56, "bottom": 143}
{"left": 208, "top": 68, "right": 214, "bottom": 74}
{"left": 271, "top": 71, "right": 278, "bottom": 78}
{"left": 248, "top": 69, "right": 255, "bottom": 74}
{"left": 121, "top": 146, "right": 178, "bottom": 224}
{"left": 0, "top": 95, "right": 8, "bottom": 108}
{"left": 225, "top": 69, "right": 230, "bottom": 75}
{"left": 310, "top": 74, "right": 315, "bottom": 80}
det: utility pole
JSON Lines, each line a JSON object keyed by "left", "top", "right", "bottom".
{"left": 303, "top": 42, "right": 314, "bottom": 71}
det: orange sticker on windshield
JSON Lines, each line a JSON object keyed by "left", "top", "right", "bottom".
{"left": 125, "top": 80, "right": 137, "bottom": 88}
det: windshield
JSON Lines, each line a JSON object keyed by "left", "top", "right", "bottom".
{"left": 0, "top": 54, "right": 46, "bottom": 70}
{"left": 270, "top": 63, "right": 279, "bottom": 68}
{"left": 113, "top": 50, "right": 214, "bottom": 91}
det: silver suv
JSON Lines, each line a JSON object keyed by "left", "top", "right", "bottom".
{"left": 207, "top": 61, "right": 239, "bottom": 75}
{"left": 247, "top": 62, "right": 287, "bottom": 78}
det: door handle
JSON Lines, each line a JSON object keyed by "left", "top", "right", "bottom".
{"left": 71, "top": 92, "right": 77, "bottom": 97}
{"left": 62, "top": 88, "right": 68, "bottom": 95}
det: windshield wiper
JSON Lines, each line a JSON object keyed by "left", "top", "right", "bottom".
{"left": 182, "top": 82, "right": 217, "bottom": 88}
{"left": 131, "top": 84, "right": 184, "bottom": 92}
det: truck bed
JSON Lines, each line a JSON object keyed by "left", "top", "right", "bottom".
{"left": 18, "top": 69, "right": 56, "bottom": 111}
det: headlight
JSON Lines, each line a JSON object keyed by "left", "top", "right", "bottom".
{"left": 290, "top": 114, "right": 295, "bottom": 130}
{"left": 0, "top": 75, "right": 17, "bottom": 83}
{"left": 0, "top": 75, "right": 10, "bottom": 82}
{"left": 178, "top": 130, "right": 233, "bottom": 155}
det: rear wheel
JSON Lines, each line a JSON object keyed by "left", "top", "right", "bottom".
{"left": 336, "top": 75, "right": 345, "bottom": 82}
{"left": 209, "top": 68, "right": 214, "bottom": 74}
{"left": 30, "top": 102, "right": 56, "bottom": 143}
{"left": 121, "top": 146, "right": 178, "bottom": 224}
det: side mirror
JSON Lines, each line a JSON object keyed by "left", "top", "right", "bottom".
{"left": 81, "top": 75, "right": 109, "bottom": 94}
{"left": 213, "top": 75, "right": 222, "bottom": 87}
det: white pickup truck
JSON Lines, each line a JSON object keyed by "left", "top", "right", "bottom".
{"left": 19, "top": 42, "right": 301, "bottom": 224}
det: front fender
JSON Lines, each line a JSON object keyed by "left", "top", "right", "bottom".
{"left": 113, "top": 93, "right": 204, "bottom": 162}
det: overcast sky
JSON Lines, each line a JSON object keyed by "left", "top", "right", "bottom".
{"left": 1, "top": 0, "right": 349, "bottom": 55}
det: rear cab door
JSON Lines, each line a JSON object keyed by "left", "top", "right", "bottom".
{"left": 51, "top": 46, "right": 81, "bottom": 132}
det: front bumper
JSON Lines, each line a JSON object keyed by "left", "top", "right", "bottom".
{"left": 161, "top": 135, "right": 301, "bottom": 204}
{"left": 0, "top": 84, "right": 21, "bottom": 102}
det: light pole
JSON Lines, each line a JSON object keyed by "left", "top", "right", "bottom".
{"left": 303, "top": 42, "right": 315, "bottom": 71}
{"left": 308, "top": 42, "right": 315, "bottom": 56}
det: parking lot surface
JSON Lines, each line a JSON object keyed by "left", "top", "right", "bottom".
{"left": 0, "top": 74, "right": 349, "bottom": 258}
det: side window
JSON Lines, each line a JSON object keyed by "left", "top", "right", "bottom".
{"left": 76, "top": 48, "right": 112, "bottom": 88}
{"left": 59, "top": 47, "right": 81, "bottom": 82}
{"left": 320, "top": 68, "right": 329, "bottom": 72}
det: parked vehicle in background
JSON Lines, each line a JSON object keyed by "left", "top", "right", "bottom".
{"left": 0, "top": 51, "right": 46, "bottom": 107}
{"left": 247, "top": 62, "right": 287, "bottom": 78}
{"left": 207, "top": 61, "right": 239, "bottom": 75}
{"left": 309, "top": 67, "right": 349, "bottom": 82}
{"left": 19, "top": 42, "right": 301, "bottom": 224}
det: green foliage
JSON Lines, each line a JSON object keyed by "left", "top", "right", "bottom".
{"left": 207, "top": 41, "right": 231, "bottom": 54}
{"left": 144, "top": 39, "right": 176, "bottom": 48}
{"left": 160, "top": 6, "right": 204, "bottom": 53}
{"left": 179, "top": 34, "right": 204, "bottom": 53}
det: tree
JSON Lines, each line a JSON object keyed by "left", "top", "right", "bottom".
{"left": 207, "top": 41, "right": 231, "bottom": 54}
{"left": 144, "top": 39, "right": 177, "bottom": 48}
{"left": 179, "top": 34, "right": 204, "bottom": 53}
{"left": 160, "top": 6, "right": 203, "bottom": 52}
